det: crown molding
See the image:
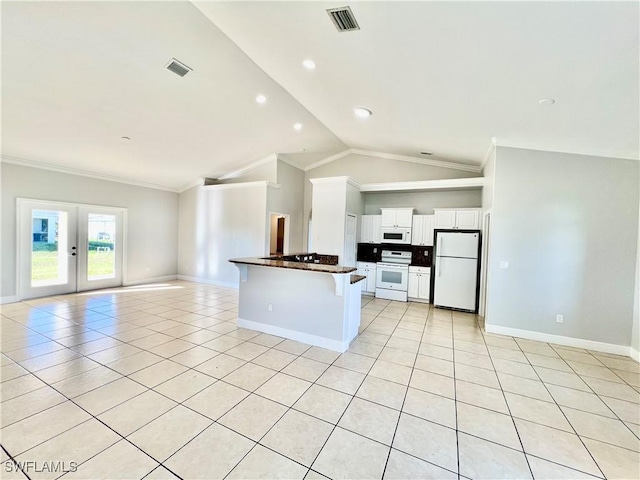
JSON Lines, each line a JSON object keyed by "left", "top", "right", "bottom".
{"left": 309, "top": 176, "right": 361, "bottom": 189}
{"left": 304, "top": 148, "right": 482, "bottom": 173}
{"left": 350, "top": 149, "right": 482, "bottom": 173}
{"left": 203, "top": 180, "right": 280, "bottom": 191}
{"left": 177, "top": 178, "right": 204, "bottom": 193}
{"left": 360, "top": 177, "right": 484, "bottom": 193}
{"left": 491, "top": 140, "right": 639, "bottom": 162}
{"left": 303, "top": 150, "right": 352, "bottom": 172}
{"left": 1, "top": 155, "right": 179, "bottom": 192}
{"left": 480, "top": 137, "right": 497, "bottom": 171}
{"left": 218, "top": 153, "right": 278, "bottom": 181}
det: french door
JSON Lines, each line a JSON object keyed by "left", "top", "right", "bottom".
{"left": 18, "top": 199, "right": 125, "bottom": 300}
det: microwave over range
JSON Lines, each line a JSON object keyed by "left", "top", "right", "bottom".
{"left": 380, "top": 226, "right": 412, "bottom": 244}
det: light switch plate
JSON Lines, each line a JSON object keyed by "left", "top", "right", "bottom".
{"left": 499, "top": 261, "right": 509, "bottom": 269}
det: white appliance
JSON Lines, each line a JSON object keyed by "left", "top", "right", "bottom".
{"left": 376, "top": 250, "right": 412, "bottom": 301}
{"left": 433, "top": 231, "right": 480, "bottom": 312}
{"left": 380, "top": 227, "right": 412, "bottom": 244}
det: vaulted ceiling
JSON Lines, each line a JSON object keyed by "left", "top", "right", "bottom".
{"left": 2, "top": 1, "right": 638, "bottom": 191}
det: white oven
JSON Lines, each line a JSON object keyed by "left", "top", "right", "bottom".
{"left": 376, "top": 250, "right": 412, "bottom": 302}
{"left": 380, "top": 227, "right": 412, "bottom": 244}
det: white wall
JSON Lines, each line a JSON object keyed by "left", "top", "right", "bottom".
{"left": 482, "top": 147, "right": 496, "bottom": 211}
{"left": 632, "top": 178, "right": 640, "bottom": 358}
{"left": 304, "top": 153, "right": 481, "bottom": 248}
{"left": 364, "top": 190, "right": 482, "bottom": 215}
{"left": 178, "top": 183, "right": 267, "bottom": 287}
{"left": 310, "top": 179, "right": 348, "bottom": 260}
{"left": 267, "top": 160, "right": 304, "bottom": 253}
{"left": 1, "top": 163, "right": 179, "bottom": 300}
{"left": 486, "top": 147, "right": 639, "bottom": 349}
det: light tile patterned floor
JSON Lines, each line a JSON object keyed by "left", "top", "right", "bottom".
{"left": 1, "top": 281, "right": 639, "bottom": 479}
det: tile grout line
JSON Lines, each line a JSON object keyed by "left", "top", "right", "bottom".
{"left": 508, "top": 337, "right": 608, "bottom": 478}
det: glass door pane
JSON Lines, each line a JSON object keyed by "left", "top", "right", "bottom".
{"left": 19, "top": 200, "right": 77, "bottom": 299}
{"left": 31, "top": 210, "right": 68, "bottom": 286}
{"left": 87, "top": 213, "right": 116, "bottom": 280}
{"left": 76, "top": 207, "right": 124, "bottom": 292}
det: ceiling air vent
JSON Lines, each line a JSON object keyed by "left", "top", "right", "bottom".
{"left": 204, "top": 177, "right": 222, "bottom": 186}
{"left": 326, "top": 6, "right": 360, "bottom": 32}
{"left": 165, "top": 58, "right": 192, "bottom": 77}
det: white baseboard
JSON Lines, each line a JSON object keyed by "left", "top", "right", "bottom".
{"left": 1, "top": 295, "right": 19, "bottom": 305}
{"left": 238, "top": 317, "right": 349, "bottom": 353}
{"left": 485, "top": 324, "right": 633, "bottom": 358}
{"left": 631, "top": 347, "right": 640, "bottom": 363}
{"left": 177, "top": 275, "right": 239, "bottom": 289}
{"left": 123, "top": 275, "right": 177, "bottom": 287}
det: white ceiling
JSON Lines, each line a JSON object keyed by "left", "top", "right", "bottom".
{"left": 2, "top": 1, "right": 638, "bottom": 191}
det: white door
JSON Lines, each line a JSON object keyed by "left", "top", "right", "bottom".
{"left": 395, "top": 209, "right": 413, "bottom": 227}
{"left": 344, "top": 213, "right": 357, "bottom": 267}
{"left": 76, "top": 206, "right": 124, "bottom": 292}
{"left": 18, "top": 199, "right": 125, "bottom": 300}
{"left": 424, "top": 215, "right": 435, "bottom": 246}
{"left": 456, "top": 210, "right": 480, "bottom": 229}
{"left": 437, "top": 232, "right": 479, "bottom": 259}
{"left": 418, "top": 273, "right": 431, "bottom": 300}
{"left": 408, "top": 272, "right": 419, "bottom": 298}
{"left": 361, "top": 216, "right": 372, "bottom": 243}
{"left": 367, "top": 267, "right": 377, "bottom": 293}
{"left": 434, "top": 257, "right": 478, "bottom": 310}
{"left": 434, "top": 210, "right": 456, "bottom": 229}
{"left": 380, "top": 209, "right": 396, "bottom": 227}
{"left": 18, "top": 200, "right": 78, "bottom": 298}
{"left": 411, "top": 216, "right": 424, "bottom": 246}
{"left": 371, "top": 216, "right": 382, "bottom": 243}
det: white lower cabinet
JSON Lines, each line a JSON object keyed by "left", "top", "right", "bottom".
{"left": 408, "top": 266, "right": 430, "bottom": 302}
{"left": 357, "top": 262, "right": 377, "bottom": 295}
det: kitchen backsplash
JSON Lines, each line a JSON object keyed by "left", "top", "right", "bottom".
{"left": 357, "top": 243, "right": 432, "bottom": 266}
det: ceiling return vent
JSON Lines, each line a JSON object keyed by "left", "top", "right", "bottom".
{"left": 326, "top": 6, "right": 360, "bottom": 32}
{"left": 165, "top": 58, "right": 192, "bottom": 77}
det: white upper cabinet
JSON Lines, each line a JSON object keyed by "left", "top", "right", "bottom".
{"left": 434, "top": 208, "right": 481, "bottom": 230}
{"left": 361, "top": 215, "right": 382, "bottom": 243}
{"left": 380, "top": 208, "right": 414, "bottom": 228}
{"left": 411, "top": 215, "right": 434, "bottom": 246}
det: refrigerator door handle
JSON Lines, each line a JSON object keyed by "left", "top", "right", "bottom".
{"left": 437, "top": 235, "right": 443, "bottom": 276}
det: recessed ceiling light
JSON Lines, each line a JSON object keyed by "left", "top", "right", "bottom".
{"left": 354, "top": 107, "right": 372, "bottom": 118}
{"left": 255, "top": 94, "right": 267, "bottom": 104}
{"left": 121, "top": 136, "right": 131, "bottom": 141}
{"left": 293, "top": 123, "right": 303, "bottom": 131}
{"left": 302, "top": 59, "right": 316, "bottom": 70}
{"left": 539, "top": 98, "right": 556, "bottom": 105}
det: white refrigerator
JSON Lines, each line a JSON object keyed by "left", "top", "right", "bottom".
{"left": 433, "top": 231, "right": 480, "bottom": 312}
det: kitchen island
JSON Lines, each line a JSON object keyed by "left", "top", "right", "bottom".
{"left": 229, "top": 254, "right": 364, "bottom": 352}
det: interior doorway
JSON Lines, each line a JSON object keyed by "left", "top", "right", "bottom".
{"left": 17, "top": 199, "right": 126, "bottom": 300}
{"left": 269, "top": 213, "right": 290, "bottom": 255}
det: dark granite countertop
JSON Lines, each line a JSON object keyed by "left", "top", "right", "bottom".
{"left": 350, "top": 274, "right": 366, "bottom": 284}
{"left": 229, "top": 257, "right": 356, "bottom": 274}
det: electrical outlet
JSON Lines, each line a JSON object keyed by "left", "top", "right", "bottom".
{"left": 556, "top": 314, "right": 563, "bottom": 323}
{"left": 268, "top": 304, "right": 273, "bottom": 312}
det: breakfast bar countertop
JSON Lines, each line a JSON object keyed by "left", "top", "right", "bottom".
{"left": 229, "top": 256, "right": 356, "bottom": 274}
